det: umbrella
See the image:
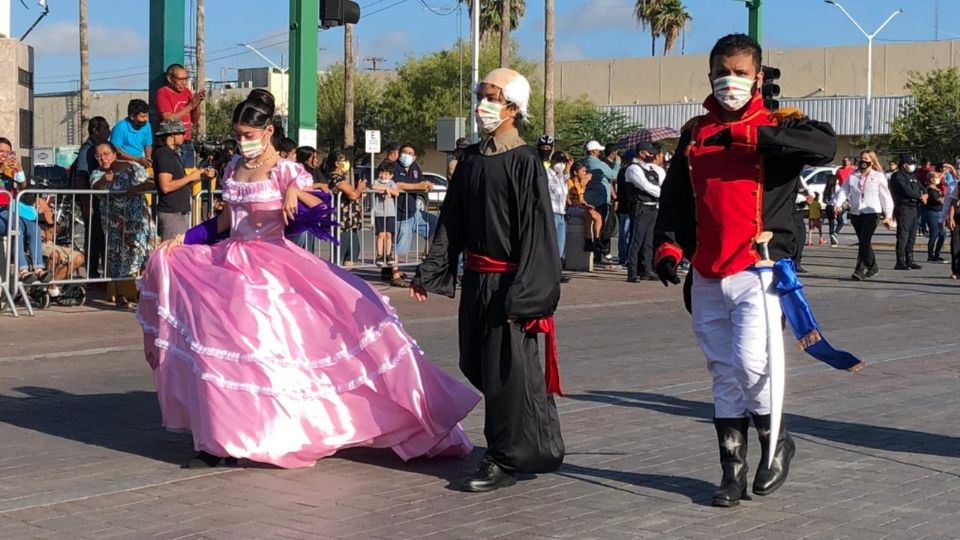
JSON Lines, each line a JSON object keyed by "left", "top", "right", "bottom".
{"left": 616, "top": 127, "right": 680, "bottom": 150}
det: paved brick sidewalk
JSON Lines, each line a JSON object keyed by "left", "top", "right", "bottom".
{"left": 1, "top": 230, "right": 959, "bottom": 539}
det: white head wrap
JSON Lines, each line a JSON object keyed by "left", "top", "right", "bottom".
{"left": 480, "top": 68, "right": 531, "bottom": 124}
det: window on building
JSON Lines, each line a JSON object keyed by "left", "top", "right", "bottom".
{"left": 19, "top": 109, "right": 33, "bottom": 149}
{"left": 18, "top": 68, "right": 33, "bottom": 89}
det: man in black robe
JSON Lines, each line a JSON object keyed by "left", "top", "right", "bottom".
{"left": 410, "top": 68, "right": 564, "bottom": 492}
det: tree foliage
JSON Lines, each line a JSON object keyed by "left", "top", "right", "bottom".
{"left": 634, "top": 0, "right": 692, "bottom": 56}
{"left": 890, "top": 68, "right": 960, "bottom": 162}
{"left": 204, "top": 96, "right": 244, "bottom": 140}
{"left": 316, "top": 64, "right": 385, "bottom": 151}
{"left": 306, "top": 39, "right": 635, "bottom": 156}
{"left": 470, "top": 0, "right": 526, "bottom": 43}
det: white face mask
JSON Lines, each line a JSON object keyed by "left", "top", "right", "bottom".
{"left": 551, "top": 163, "right": 565, "bottom": 175}
{"left": 712, "top": 75, "right": 756, "bottom": 112}
{"left": 906, "top": 164, "right": 917, "bottom": 173}
{"left": 239, "top": 132, "right": 267, "bottom": 159}
{"left": 476, "top": 99, "right": 506, "bottom": 133}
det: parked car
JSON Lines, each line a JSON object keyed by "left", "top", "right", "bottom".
{"left": 800, "top": 166, "right": 838, "bottom": 203}
{"left": 422, "top": 173, "right": 447, "bottom": 210}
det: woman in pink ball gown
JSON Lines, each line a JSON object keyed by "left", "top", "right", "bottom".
{"left": 136, "top": 89, "right": 479, "bottom": 469}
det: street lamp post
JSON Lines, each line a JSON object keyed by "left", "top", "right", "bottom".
{"left": 239, "top": 42, "right": 289, "bottom": 119}
{"left": 824, "top": 1, "right": 903, "bottom": 137}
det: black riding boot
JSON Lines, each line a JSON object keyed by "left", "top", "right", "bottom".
{"left": 751, "top": 413, "right": 796, "bottom": 496}
{"left": 712, "top": 417, "right": 750, "bottom": 507}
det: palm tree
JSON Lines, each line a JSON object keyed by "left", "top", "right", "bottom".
{"left": 344, "top": 24, "right": 355, "bottom": 150}
{"left": 472, "top": 0, "right": 525, "bottom": 44}
{"left": 544, "top": 0, "right": 555, "bottom": 136}
{"left": 500, "top": 0, "right": 511, "bottom": 67}
{"left": 652, "top": 0, "right": 692, "bottom": 56}
{"left": 196, "top": 0, "right": 206, "bottom": 140}
{"left": 79, "top": 0, "right": 90, "bottom": 130}
{"left": 634, "top": 0, "right": 662, "bottom": 57}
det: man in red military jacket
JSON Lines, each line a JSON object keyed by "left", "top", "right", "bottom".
{"left": 653, "top": 34, "right": 836, "bottom": 508}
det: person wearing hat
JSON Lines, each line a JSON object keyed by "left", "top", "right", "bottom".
{"left": 889, "top": 153, "right": 927, "bottom": 270}
{"left": 411, "top": 68, "right": 565, "bottom": 492}
{"left": 154, "top": 118, "right": 217, "bottom": 241}
{"left": 537, "top": 134, "right": 555, "bottom": 170}
{"left": 625, "top": 140, "right": 666, "bottom": 282}
{"left": 447, "top": 137, "right": 471, "bottom": 182}
{"left": 583, "top": 140, "right": 620, "bottom": 263}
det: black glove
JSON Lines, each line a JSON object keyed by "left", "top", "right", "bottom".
{"left": 703, "top": 128, "right": 732, "bottom": 149}
{"left": 655, "top": 257, "right": 682, "bottom": 287}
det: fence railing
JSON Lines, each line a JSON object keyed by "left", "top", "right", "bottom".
{"left": 1, "top": 184, "right": 446, "bottom": 317}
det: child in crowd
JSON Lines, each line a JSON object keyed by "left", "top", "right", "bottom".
{"left": 371, "top": 161, "right": 400, "bottom": 267}
{"left": 807, "top": 192, "right": 825, "bottom": 246}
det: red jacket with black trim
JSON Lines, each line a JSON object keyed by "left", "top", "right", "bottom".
{"left": 654, "top": 92, "right": 837, "bottom": 279}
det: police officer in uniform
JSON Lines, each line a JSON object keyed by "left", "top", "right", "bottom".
{"left": 889, "top": 154, "right": 927, "bottom": 270}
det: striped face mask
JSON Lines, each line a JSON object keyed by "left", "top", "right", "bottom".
{"left": 712, "top": 75, "right": 756, "bottom": 112}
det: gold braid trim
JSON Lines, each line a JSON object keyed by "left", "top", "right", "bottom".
{"left": 771, "top": 108, "right": 806, "bottom": 124}
{"left": 797, "top": 330, "right": 822, "bottom": 351}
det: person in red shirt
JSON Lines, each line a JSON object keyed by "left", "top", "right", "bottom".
{"left": 155, "top": 63, "right": 205, "bottom": 168}
{"left": 835, "top": 156, "right": 855, "bottom": 185}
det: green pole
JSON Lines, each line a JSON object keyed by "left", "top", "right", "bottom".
{"left": 149, "top": 0, "right": 185, "bottom": 121}
{"left": 747, "top": 0, "right": 762, "bottom": 44}
{"left": 289, "top": 0, "right": 319, "bottom": 149}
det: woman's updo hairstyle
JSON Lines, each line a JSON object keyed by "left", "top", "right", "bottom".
{"left": 232, "top": 89, "right": 276, "bottom": 129}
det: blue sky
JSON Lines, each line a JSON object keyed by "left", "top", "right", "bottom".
{"left": 13, "top": 0, "right": 958, "bottom": 94}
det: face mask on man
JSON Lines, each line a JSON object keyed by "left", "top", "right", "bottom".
{"left": 711, "top": 75, "right": 756, "bottom": 112}
{"left": 906, "top": 164, "right": 917, "bottom": 173}
{"left": 398, "top": 154, "right": 414, "bottom": 168}
{"left": 476, "top": 99, "right": 507, "bottom": 133}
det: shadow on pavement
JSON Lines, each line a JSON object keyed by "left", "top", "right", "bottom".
{"left": 569, "top": 391, "right": 960, "bottom": 459}
{"left": 557, "top": 463, "right": 715, "bottom": 505}
{"left": 333, "top": 446, "right": 483, "bottom": 491}
{"left": 0, "top": 386, "right": 485, "bottom": 481}
{"left": 0, "top": 386, "right": 192, "bottom": 464}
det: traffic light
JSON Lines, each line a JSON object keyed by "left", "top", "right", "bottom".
{"left": 320, "top": 0, "right": 361, "bottom": 29}
{"left": 762, "top": 66, "right": 781, "bottom": 111}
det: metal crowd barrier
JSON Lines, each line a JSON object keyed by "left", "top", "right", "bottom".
{"left": 328, "top": 187, "right": 443, "bottom": 271}
{"left": 2, "top": 183, "right": 446, "bottom": 317}
{"left": 2, "top": 187, "right": 161, "bottom": 317}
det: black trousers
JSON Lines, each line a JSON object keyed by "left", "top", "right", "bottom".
{"left": 951, "top": 226, "right": 960, "bottom": 276}
{"left": 792, "top": 209, "right": 806, "bottom": 264}
{"left": 82, "top": 206, "right": 105, "bottom": 279}
{"left": 626, "top": 204, "right": 657, "bottom": 279}
{"left": 851, "top": 213, "right": 879, "bottom": 270}
{"left": 894, "top": 204, "right": 919, "bottom": 265}
{"left": 458, "top": 271, "right": 565, "bottom": 474}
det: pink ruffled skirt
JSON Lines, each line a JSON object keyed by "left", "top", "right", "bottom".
{"left": 136, "top": 238, "right": 479, "bottom": 468}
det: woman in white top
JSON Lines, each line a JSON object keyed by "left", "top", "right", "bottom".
{"left": 833, "top": 149, "right": 894, "bottom": 281}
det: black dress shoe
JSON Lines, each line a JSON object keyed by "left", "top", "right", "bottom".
{"left": 908, "top": 262, "right": 923, "bottom": 269}
{"left": 460, "top": 455, "right": 517, "bottom": 493}
{"left": 641, "top": 273, "right": 659, "bottom": 281}
{"left": 894, "top": 264, "right": 910, "bottom": 270}
{"left": 184, "top": 451, "right": 223, "bottom": 469}
{"left": 794, "top": 265, "right": 808, "bottom": 274}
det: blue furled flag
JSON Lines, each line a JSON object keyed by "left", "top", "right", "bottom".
{"left": 772, "top": 258, "right": 865, "bottom": 371}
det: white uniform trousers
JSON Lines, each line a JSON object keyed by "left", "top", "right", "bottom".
{"left": 691, "top": 268, "right": 778, "bottom": 418}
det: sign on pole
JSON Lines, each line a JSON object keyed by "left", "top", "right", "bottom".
{"left": 364, "top": 130, "right": 381, "bottom": 154}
